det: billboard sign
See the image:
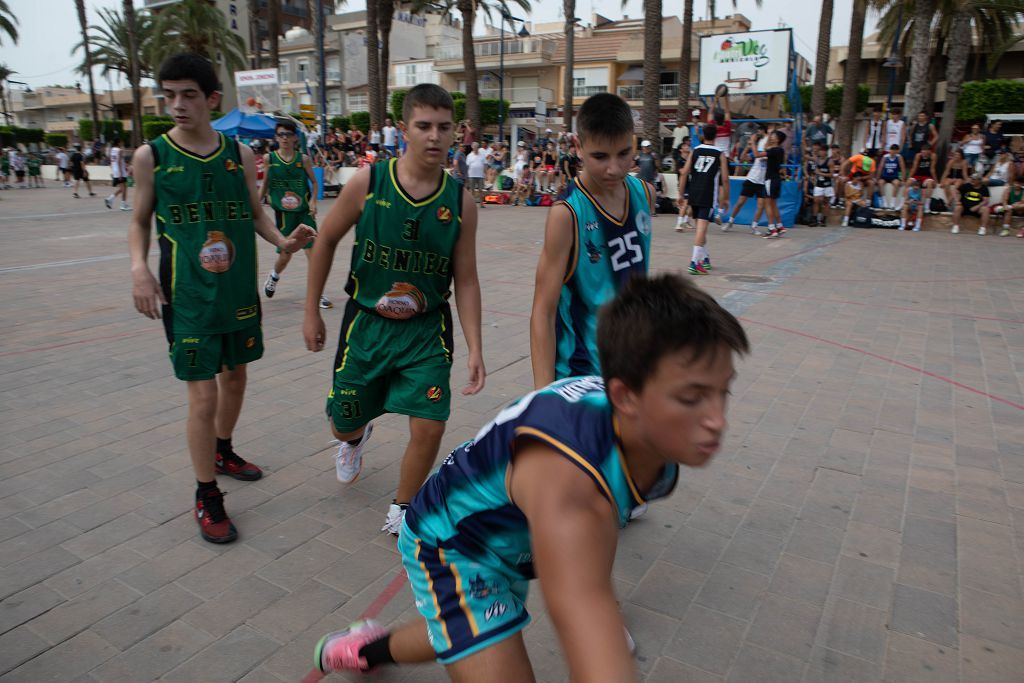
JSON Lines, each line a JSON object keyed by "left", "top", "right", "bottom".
{"left": 235, "top": 68, "right": 282, "bottom": 114}
{"left": 698, "top": 29, "right": 792, "bottom": 96}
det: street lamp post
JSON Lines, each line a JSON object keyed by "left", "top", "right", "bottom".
{"left": 498, "top": 9, "right": 527, "bottom": 149}
{"left": 883, "top": 6, "right": 904, "bottom": 115}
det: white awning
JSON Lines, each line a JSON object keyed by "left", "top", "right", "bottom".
{"left": 618, "top": 67, "right": 643, "bottom": 81}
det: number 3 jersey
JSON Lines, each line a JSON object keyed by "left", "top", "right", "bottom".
{"left": 345, "top": 159, "right": 462, "bottom": 320}
{"left": 556, "top": 175, "right": 652, "bottom": 378}
{"left": 150, "top": 133, "right": 259, "bottom": 336}
{"left": 405, "top": 376, "right": 679, "bottom": 579}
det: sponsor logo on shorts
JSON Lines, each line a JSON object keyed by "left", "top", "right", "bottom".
{"left": 281, "top": 191, "right": 301, "bottom": 210}
{"left": 224, "top": 158, "right": 238, "bottom": 173}
{"left": 245, "top": 336, "right": 256, "bottom": 349}
{"left": 436, "top": 205, "right": 452, "bottom": 224}
{"left": 469, "top": 574, "right": 498, "bottom": 599}
{"left": 199, "top": 231, "right": 235, "bottom": 273}
{"left": 375, "top": 282, "right": 426, "bottom": 320}
{"left": 485, "top": 600, "right": 508, "bottom": 622}
{"left": 338, "top": 388, "right": 358, "bottom": 396}
{"left": 182, "top": 337, "right": 200, "bottom": 344}
{"left": 426, "top": 386, "right": 443, "bottom": 402}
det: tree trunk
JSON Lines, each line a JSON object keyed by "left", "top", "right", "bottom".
{"left": 269, "top": 0, "right": 280, "bottom": 77}
{"left": 367, "top": 0, "right": 382, "bottom": 129}
{"left": 379, "top": 0, "right": 394, "bottom": 118}
{"left": 123, "top": 0, "right": 142, "bottom": 147}
{"left": 75, "top": 0, "right": 100, "bottom": 144}
{"left": 249, "top": 0, "right": 261, "bottom": 68}
{"left": 936, "top": 9, "right": 971, "bottom": 165}
{"left": 563, "top": 0, "right": 575, "bottom": 131}
{"left": 642, "top": 0, "right": 662, "bottom": 148}
{"left": 837, "top": 0, "right": 866, "bottom": 156}
{"left": 811, "top": 0, "right": 833, "bottom": 119}
{"left": 676, "top": 0, "right": 693, "bottom": 126}
{"left": 903, "top": 0, "right": 935, "bottom": 120}
{"left": 458, "top": 0, "right": 480, "bottom": 131}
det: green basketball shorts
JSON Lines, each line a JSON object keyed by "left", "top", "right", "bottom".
{"left": 275, "top": 210, "right": 316, "bottom": 252}
{"left": 168, "top": 322, "right": 264, "bottom": 381}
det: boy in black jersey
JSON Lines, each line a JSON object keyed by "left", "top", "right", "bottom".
{"left": 762, "top": 131, "right": 787, "bottom": 238}
{"left": 678, "top": 124, "right": 729, "bottom": 274}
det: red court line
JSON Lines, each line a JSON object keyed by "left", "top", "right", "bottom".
{"left": 703, "top": 284, "right": 1024, "bottom": 324}
{"left": 0, "top": 329, "right": 151, "bottom": 357}
{"left": 301, "top": 570, "right": 409, "bottom": 682}
{"left": 741, "top": 317, "right": 1024, "bottom": 411}
{"left": 784, "top": 274, "right": 1024, "bottom": 284}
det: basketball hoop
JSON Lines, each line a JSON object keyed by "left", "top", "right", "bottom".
{"left": 725, "top": 78, "right": 754, "bottom": 93}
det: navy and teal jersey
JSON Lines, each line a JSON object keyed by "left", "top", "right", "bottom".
{"left": 880, "top": 154, "right": 901, "bottom": 180}
{"left": 554, "top": 175, "right": 652, "bottom": 379}
{"left": 344, "top": 158, "right": 463, "bottom": 319}
{"left": 404, "top": 376, "right": 679, "bottom": 582}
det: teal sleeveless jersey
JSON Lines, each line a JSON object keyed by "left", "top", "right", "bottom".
{"left": 150, "top": 133, "right": 259, "bottom": 335}
{"left": 555, "top": 175, "right": 652, "bottom": 378}
{"left": 405, "top": 376, "right": 679, "bottom": 579}
{"left": 345, "top": 159, "right": 463, "bottom": 319}
{"left": 266, "top": 150, "right": 310, "bottom": 213}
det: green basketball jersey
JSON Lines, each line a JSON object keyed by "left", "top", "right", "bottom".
{"left": 266, "top": 150, "right": 310, "bottom": 213}
{"left": 345, "top": 159, "right": 462, "bottom": 319}
{"left": 150, "top": 132, "right": 259, "bottom": 335}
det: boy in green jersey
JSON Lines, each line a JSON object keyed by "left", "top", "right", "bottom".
{"left": 27, "top": 153, "right": 43, "bottom": 188}
{"left": 128, "top": 54, "right": 314, "bottom": 544}
{"left": 303, "top": 83, "right": 485, "bottom": 535}
{"left": 258, "top": 118, "right": 332, "bottom": 309}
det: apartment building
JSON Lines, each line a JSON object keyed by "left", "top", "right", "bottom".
{"left": 13, "top": 86, "right": 163, "bottom": 139}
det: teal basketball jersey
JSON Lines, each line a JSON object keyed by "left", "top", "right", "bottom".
{"left": 555, "top": 175, "right": 652, "bottom": 378}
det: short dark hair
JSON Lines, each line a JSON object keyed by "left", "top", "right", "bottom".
{"left": 702, "top": 124, "right": 717, "bottom": 142}
{"left": 713, "top": 111, "right": 725, "bottom": 125}
{"left": 402, "top": 83, "right": 454, "bottom": 121}
{"left": 112, "top": 137, "right": 122, "bottom": 146}
{"left": 577, "top": 93, "right": 634, "bottom": 143}
{"left": 773, "top": 130, "right": 787, "bottom": 144}
{"left": 598, "top": 274, "right": 749, "bottom": 390}
{"left": 276, "top": 119, "right": 298, "bottom": 134}
{"left": 157, "top": 53, "right": 220, "bottom": 96}
{"left": 890, "top": 144, "right": 900, "bottom": 150}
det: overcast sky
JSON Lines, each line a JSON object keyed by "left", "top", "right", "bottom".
{"left": 3, "top": 0, "right": 876, "bottom": 92}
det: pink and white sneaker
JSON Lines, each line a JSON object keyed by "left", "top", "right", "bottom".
{"left": 314, "top": 620, "right": 389, "bottom": 673}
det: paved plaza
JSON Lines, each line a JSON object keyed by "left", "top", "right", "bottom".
{"left": 1, "top": 183, "right": 1022, "bottom": 682}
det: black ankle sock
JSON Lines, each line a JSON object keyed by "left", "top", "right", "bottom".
{"left": 196, "top": 480, "right": 218, "bottom": 498}
{"left": 358, "top": 633, "right": 394, "bottom": 669}
{"left": 216, "top": 437, "right": 232, "bottom": 454}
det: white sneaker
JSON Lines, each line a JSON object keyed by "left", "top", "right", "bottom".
{"left": 119, "top": 202, "right": 131, "bottom": 211}
{"left": 841, "top": 217, "right": 849, "bottom": 226}
{"left": 951, "top": 225, "right": 960, "bottom": 234}
{"left": 381, "top": 502, "right": 406, "bottom": 535}
{"left": 104, "top": 196, "right": 112, "bottom": 209}
{"left": 629, "top": 502, "right": 649, "bottom": 520}
{"left": 977, "top": 227, "right": 986, "bottom": 236}
{"left": 263, "top": 273, "right": 278, "bottom": 298}
{"left": 721, "top": 219, "right": 732, "bottom": 232}
{"left": 624, "top": 626, "right": 637, "bottom": 656}
{"left": 319, "top": 296, "right": 333, "bottom": 309}
{"left": 334, "top": 422, "right": 373, "bottom": 484}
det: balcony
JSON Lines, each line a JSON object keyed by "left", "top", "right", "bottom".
{"left": 572, "top": 85, "right": 609, "bottom": 97}
{"left": 433, "top": 38, "right": 557, "bottom": 70}
{"left": 478, "top": 86, "right": 554, "bottom": 105}
{"left": 616, "top": 84, "right": 685, "bottom": 100}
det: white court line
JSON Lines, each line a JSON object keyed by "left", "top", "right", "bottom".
{"left": 3, "top": 209, "right": 110, "bottom": 220}
{"left": 0, "top": 253, "right": 130, "bottom": 273}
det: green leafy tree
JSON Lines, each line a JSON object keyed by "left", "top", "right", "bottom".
{"left": 46, "top": 133, "right": 70, "bottom": 148}
{"left": 0, "top": 63, "right": 14, "bottom": 126}
{"left": 148, "top": 0, "right": 247, "bottom": 77}
{"left": 957, "top": 80, "right": 1024, "bottom": 121}
{"left": 143, "top": 120, "right": 175, "bottom": 140}
{"left": 786, "top": 84, "right": 868, "bottom": 118}
{"left": 390, "top": 89, "right": 408, "bottom": 122}
{"left": 330, "top": 115, "right": 350, "bottom": 130}
{"left": 350, "top": 110, "right": 370, "bottom": 133}
{"left": 74, "top": 0, "right": 100, "bottom": 143}
{"left": 0, "top": 0, "right": 18, "bottom": 45}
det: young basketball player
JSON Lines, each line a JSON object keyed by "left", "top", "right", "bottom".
{"left": 302, "top": 83, "right": 485, "bottom": 535}
{"left": 311, "top": 273, "right": 749, "bottom": 680}
{"left": 530, "top": 92, "right": 653, "bottom": 386}
{"left": 105, "top": 138, "right": 131, "bottom": 211}
{"left": 129, "top": 54, "right": 315, "bottom": 544}
{"left": 678, "top": 123, "right": 730, "bottom": 274}
{"left": 259, "top": 119, "right": 332, "bottom": 309}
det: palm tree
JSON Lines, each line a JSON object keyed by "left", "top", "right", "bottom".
{"left": 0, "top": 63, "right": 14, "bottom": 125}
{"left": 904, "top": 0, "right": 935, "bottom": 119}
{"left": 123, "top": 1, "right": 142, "bottom": 147}
{"left": 837, "top": 0, "right": 867, "bottom": 156}
{"left": 936, "top": 6, "right": 972, "bottom": 159}
{"left": 811, "top": 0, "right": 833, "bottom": 118}
{"left": 642, "top": 0, "right": 663, "bottom": 146}
{"left": 248, "top": 0, "right": 262, "bottom": 68}
{"left": 149, "top": 0, "right": 247, "bottom": 76}
{"left": 74, "top": 0, "right": 101, "bottom": 144}
{"left": 379, "top": 0, "right": 396, "bottom": 118}
{"left": 268, "top": 0, "right": 280, "bottom": 73}
{"left": 563, "top": 0, "right": 575, "bottom": 131}
{"left": 675, "top": 0, "right": 693, "bottom": 128}
{"left": 0, "top": 0, "right": 17, "bottom": 45}
{"left": 367, "top": 0, "right": 382, "bottom": 129}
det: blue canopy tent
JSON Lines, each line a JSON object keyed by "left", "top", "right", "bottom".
{"left": 211, "top": 108, "right": 277, "bottom": 138}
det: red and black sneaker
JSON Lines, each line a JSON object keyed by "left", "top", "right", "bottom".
{"left": 195, "top": 486, "right": 238, "bottom": 544}
{"left": 215, "top": 448, "right": 263, "bottom": 481}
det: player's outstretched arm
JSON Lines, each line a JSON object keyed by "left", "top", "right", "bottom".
{"left": 302, "top": 153, "right": 318, "bottom": 215}
{"left": 240, "top": 144, "right": 314, "bottom": 251}
{"left": 128, "top": 144, "right": 164, "bottom": 320}
{"left": 511, "top": 440, "right": 636, "bottom": 683}
{"left": 257, "top": 153, "right": 270, "bottom": 205}
{"left": 453, "top": 188, "right": 485, "bottom": 395}
{"left": 530, "top": 202, "right": 575, "bottom": 390}
{"left": 303, "top": 168, "right": 370, "bottom": 351}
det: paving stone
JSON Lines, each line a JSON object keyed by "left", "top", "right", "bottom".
{"left": 746, "top": 592, "right": 823, "bottom": 660}
{"left": 901, "top": 514, "right": 957, "bottom": 555}
{"left": 60, "top": 512, "right": 157, "bottom": 560}
{"left": 718, "top": 528, "right": 784, "bottom": 576}
{"left": 0, "top": 520, "right": 81, "bottom": 566}
{"left": 896, "top": 542, "right": 957, "bottom": 596}
{"left": 664, "top": 604, "right": 746, "bottom": 675}
{"left": 686, "top": 496, "right": 748, "bottom": 538}
{"left": 630, "top": 560, "right": 705, "bottom": 619}
{"left": 646, "top": 657, "right": 723, "bottom": 683}
{"left": 86, "top": 619, "right": 211, "bottom": 682}
{"left": 43, "top": 545, "right": 147, "bottom": 599}
{"left": 803, "top": 645, "right": 883, "bottom": 682}
{"left": 768, "top": 553, "right": 833, "bottom": 607}
{"left": 0, "top": 546, "right": 81, "bottom": 600}
{"left": 618, "top": 602, "right": 680, "bottom": 674}
{"left": 161, "top": 625, "right": 280, "bottom": 683}
{"left": 91, "top": 581, "right": 202, "bottom": 650}
{"left": 659, "top": 526, "right": 730, "bottom": 574}
{"left": 889, "top": 583, "right": 958, "bottom": 648}
{"left": 116, "top": 540, "right": 217, "bottom": 594}
{"left": 818, "top": 597, "right": 889, "bottom": 663}
{"left": 1, "top": 629, "right": 118, "bottom": 682}
{"left": 174, "top": 542, "right": 275, "bottom": 600}
{"left": 906, "top": 487, "right": 955, "bottom": 521}
{"left": 831, "top": 555, "right": 895, "bottom": 610}
{"left": 0, "top": 626, "right": 50, "bottom": 676}
{"left": 840, "top": 521, "right": 901, "bottom": 568}
{"left": 958, "top": 586, "right": 1024, "bottom": 650}
{"left": 14, "top": 489, "right": 101, "bottom": 529}
{"left": 694, "top": 563, "right": 769, "bottom": 621}
{"left": 883, "top": 632, "right": 959, "bottom": 683}
{"left": 725, "top": 643, "right": 805, "bottom": 683}
{"left": 181, "top": 576, "right": 288, "bottom": 638}
{"left": 0, "top": 583, "right": 65, "bottom": 635}
{"left": 245, "top": 515, "right": 330, "bottom": 560}
{"left": 247, "top": 579, "right": 348, "bottom": 643}
{"left": 784, "top": 519, "right": 844, "bottom": 565}
{"left": 27, "top": 579, "right": 142, "bottom": 645}
{"left": 960, "top": 634, "right": 1024, "bottom": 683}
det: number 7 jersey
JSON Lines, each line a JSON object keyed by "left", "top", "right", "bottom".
{"left": 555, "top": 175, "right": 652, "bottom": 378}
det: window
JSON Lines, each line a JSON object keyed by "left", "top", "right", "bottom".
{"left": 347, "top": 93, "right": 368, "bottom": 112}
{"left": 572, "top": 67, "right": 609, "bottom": 97}
{"left": 327, "top": 56, "right": 341, "bottom": 82}
{"left": 328, "top": 92, "right": 342, "bottom": 116}
{"left": 279, "top": 62, "right": 290, "bottom": 83}
{"left": 297, "top": 59, "right": 310, "bottom": 81}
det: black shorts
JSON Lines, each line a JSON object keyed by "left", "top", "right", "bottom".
{"left": 765, "top": 178, "right": 781, "bottom": 199}
{"left": 866, "top": 148, "right": 882, "bottom": 158}
{"left": 112, "top": 177, "right": 123, "bottom": 187}
{"left": 963, "top": 204, "right": 986, "bottom": 216}
{"left": 15, "top": 170, "right": 25, "bottom": 180}
{"left": 72, "top": 169, "right": 86, "bottom": 180}
{"left": 741, "top": 180, "right": 766, "bottom": 198}
{"left": 692, "top": 206, "right": 715, "bottom": 221}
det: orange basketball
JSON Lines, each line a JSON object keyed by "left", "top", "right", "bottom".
{"left": 246, "top": 96, "right": 257, "bottom": 106}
